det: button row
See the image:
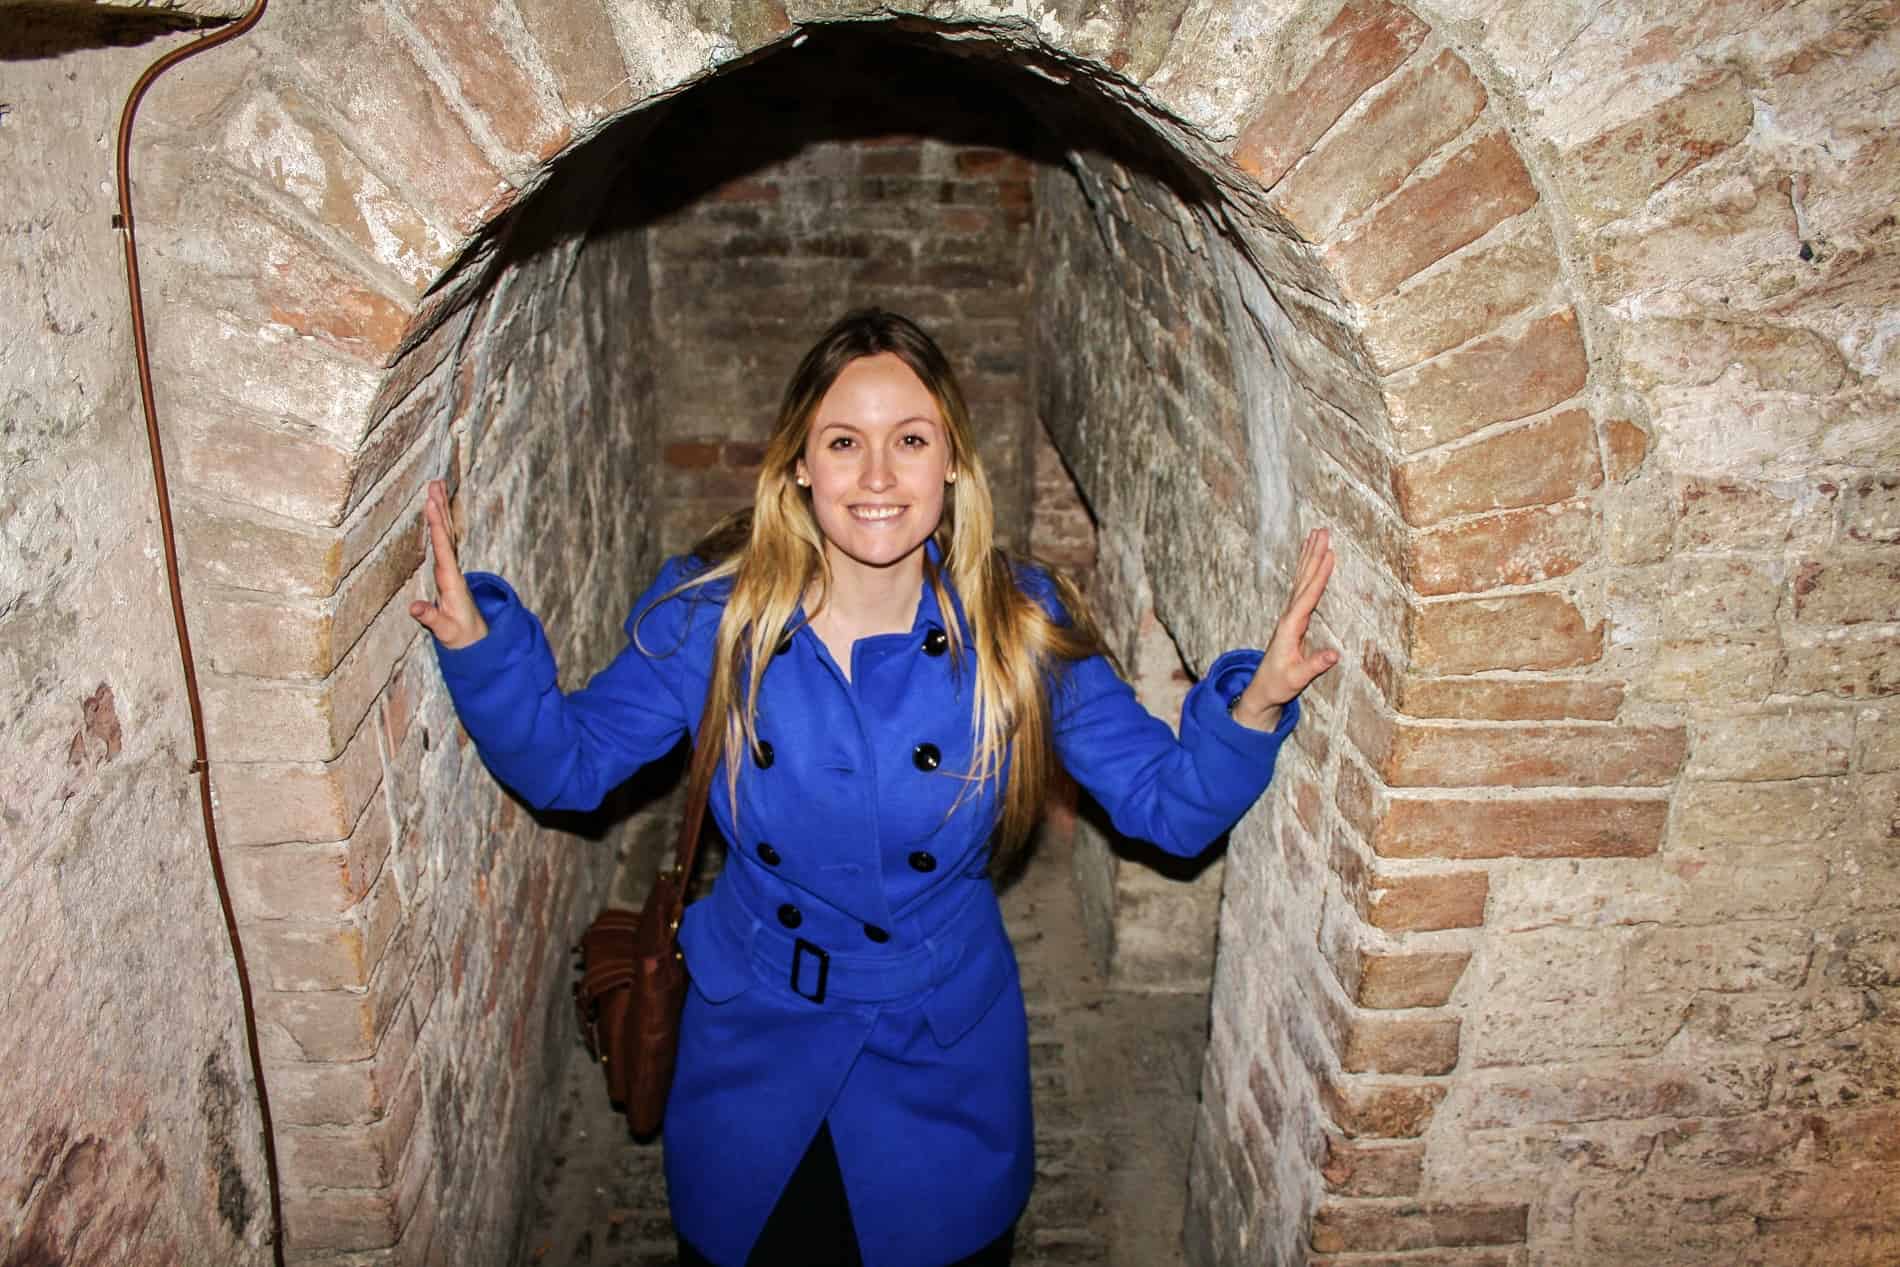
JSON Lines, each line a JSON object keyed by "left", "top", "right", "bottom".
{"left": 773, "top": 901, "right": 893, "bottom": 945}
{"left": 758, "top": 840, "right": 937, "bottom": 874}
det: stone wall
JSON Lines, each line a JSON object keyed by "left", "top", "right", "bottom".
{"left": 5, "top": 1, "right": 1897, "bottom": 1265}
{"left": 1, "top": 39, "right": 273, "bottom": 1267}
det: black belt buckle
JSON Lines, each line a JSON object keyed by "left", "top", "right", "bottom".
{"left": 790, "top": 937, "right": 830, "bottom": 1004}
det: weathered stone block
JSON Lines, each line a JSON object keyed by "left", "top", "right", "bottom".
{"left": 1793, "top": 556, "right": 1900, "bottom": 624}
{"left": 1385, "top": 309, "right": 1589, "bottom": 453}
{"left": 1844, "top": 476, "right": 1900, "bottom": 544}
{"left": 1558, "top": 72, "right": 1755, "bottom": 227}
{"left": 1411, "top": 592, "right": 1604, "bottom": 674}
{"left": 1230, "top": 0, "right": 1430, "bottom": 189}
{"left": 1463, "top": 1058, "right": 1773, "bottom": 1129}
{"left": 1327, "top": 131, "right": 1540, "bottom": 302}
{"left": 1673, "top": 778, "right": 1856, "bottom": 846}
{"left": 1644, "top": 637, "right": 1784, "bottom": 704}
{"left": 1626, "top": 317, "right": 1847, "bottom": 395}
{"left": 1687, "top": 709, "right": 1854, "bottom": 780}
{"left": 1374, "top": 793, "right": 1669, "bottom": 860}
{"left": 1661, "top": 555, "right": 1787, "bottom": 635}
{"left": 1406, "top": 501, "right": 1598, "bottom": 596}
{"left": 1274, "top": 50, "right": 1487, "bottom": 243}
{"left": 1392, "top": 408, "right": 1601, "bottom": 526}
{"left": 1779, "top": 624, "right": 1900, "bottom": 697}
{"left": 1674, "top": 477, "right": 1804, "bottom": 551}
{"left": 283, "top": 1187, "right": 400, "bottom": 1252}
{"left": 1625, "top": 924, "right": 1813, "bottom": 993}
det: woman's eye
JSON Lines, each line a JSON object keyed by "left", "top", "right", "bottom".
{"left": 828, "top": 436, "right": 856, "bottom": 450}
{"left": 900, "top": 433, "right": 929, "bottom": 448}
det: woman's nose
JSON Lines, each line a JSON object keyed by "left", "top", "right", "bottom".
{"left": 860, "top": 449, "right": 894, "bottom": 490}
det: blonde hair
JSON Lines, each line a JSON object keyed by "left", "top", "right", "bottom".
{"left": 655, "top": 309, "right": 1110, "bottom": 876}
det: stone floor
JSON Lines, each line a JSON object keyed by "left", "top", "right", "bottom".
{"left": 517, "top": 831, "right": 1210, "bottom": 1267}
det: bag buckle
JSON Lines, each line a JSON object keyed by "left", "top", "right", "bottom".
{"left": 790, "top": 937, "right": 829, "bottom": 1004}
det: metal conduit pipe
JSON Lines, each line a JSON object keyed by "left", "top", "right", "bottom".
{"left": 113, "top": 3, "right": 284, "bottom": 1264}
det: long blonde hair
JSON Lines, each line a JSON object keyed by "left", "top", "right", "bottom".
{"left": 657, "top": 309, "right": 1110, "bottom": 875}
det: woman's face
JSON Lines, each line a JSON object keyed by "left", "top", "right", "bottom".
{"left": 795, "top": 352, "right": 953, "bottom": 582}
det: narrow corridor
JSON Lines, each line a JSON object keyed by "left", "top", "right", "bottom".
{"left": 519, "top": 830, "right": 1209, "bottom": 1267}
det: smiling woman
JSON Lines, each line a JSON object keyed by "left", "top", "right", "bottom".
{"left": 408, "top": 308, "right": 1337, "bottom": 1267}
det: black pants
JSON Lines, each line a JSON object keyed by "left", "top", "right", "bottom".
{"left": 677, "top": 1123, "right": 1015, "bottom": 1267}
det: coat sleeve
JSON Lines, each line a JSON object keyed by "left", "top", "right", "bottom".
{"left": 430, "top": 557, "right": 709, "bottom": 812}
{"left": 1025, "top": 567, "right": 1298, "bottom": 858}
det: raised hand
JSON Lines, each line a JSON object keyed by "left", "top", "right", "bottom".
{"left": 1233, "top": 527, "right": 1339, "bottom": 729}
{"left": 408, "top": 478, "right": 488, "bottom": 650}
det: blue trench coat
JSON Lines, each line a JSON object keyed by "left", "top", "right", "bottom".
{"left": 434, "top": 547, "right": 1297, "bottom": 1267}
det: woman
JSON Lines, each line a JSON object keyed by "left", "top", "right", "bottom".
{"left": 411, "top": 309, "right": 1337, "bottom": 1267}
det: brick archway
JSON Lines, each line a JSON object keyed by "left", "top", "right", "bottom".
{"left": 125, "top": 1, "right": 1731, "bottom": 1262}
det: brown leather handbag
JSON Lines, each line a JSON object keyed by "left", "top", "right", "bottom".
{"left": 574, "top": 725, "right": 720, "bottom": 1137}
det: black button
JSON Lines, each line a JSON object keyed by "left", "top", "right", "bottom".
{"left": 922, "top": 628, "right": 949, "bottom": 657}
{"left": 756, "top": 842, "right": 781, "bottom": 866}
{"left": 777, "top": 903, "right": 802, "bottom": 929}
{"left": 753, "top": 740, "right": 775, "bottom": 769}
{"left": 775, "top": 632, "right": 794, "bottom": 657}
{"left": 912, "top": 743, "right": 940, "bottom": 772}
{"left": 908, "top": 851, "right": 937, "bottom": 873}
{"left": 863, "top": 924, "right": 891, "bottom": 944}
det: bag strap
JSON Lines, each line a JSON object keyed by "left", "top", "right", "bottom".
{"left": 660, "top": 672, "right": 723, "bottom": 929}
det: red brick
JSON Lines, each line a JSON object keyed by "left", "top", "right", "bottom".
{"left": 1338, "top": 1011, "right": 1461, "bottom": 1075}
{"left": 1275, "top": 50, "right": 1487, "bottom": 242}
{"left": 1604, "top": 417, "right": 1649, "bottom": 482}
{"left": 276, "top": 12, "right": 507, "bottom": 238}
{"left": 1559, "top": 72, "right": 1755, "bottom": 227}
{"left": 1352, "top": 707, "right": 1686, "bottom": 788}
{"left": 1411, "top": 591, "right": 1604, "bottom": 674}
{"left": 1327, "top": 132, "right": 1540, "bottom": 302}
{"left": 1321, "top": 1076, "right": 1447, "bottom": 1138}
{"left": 1321, "top": 1136, "right": 1426, "bottom": 1197}
{"left": 1361, "top": 211, "right": 1560, "bottom": 374}
{"left": 664, "top": 441, "right": 721, "bottom": 469}
{"left": 1407, "top": 500, "right": 1599, "bottom": 596}
{"left": 1357, "top": 950, "right": 1472, "bottom": 1008}
{"left": 513, "top": 0, "right": 638, "bottom": 122}
{"left": 1312, "top": 1200, "right": 1528, "bottom": 1253}
{"left": 1393, "top": 408, "right": 1602, "bottom": 527}
{"left": 1385, "top": 309, "right": 1589, "bottom": 452}
{"left": 1368, "top": 870, "right": 1489, "bottom": 932}
{"left": 1392, "top": 675, "right": 1625, "bottom": 722}
{"left": 284, "top": 1188, "right": 400, "bottom": 1253}
{"left": 1230, "top": 0, "right": 1430, "bottom": 189}
{"left": 1373, "top": 794, "right": 1670, "bottom": 860}
{"left": 396, "top": 0, "right": 569, "bottom": 163}
{"left": 225, "top": 805, "right": 391, "bottom": 921}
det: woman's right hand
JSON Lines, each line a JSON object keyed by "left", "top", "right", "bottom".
{"left": 409, "top": 478, "right": 489, "bottom": 650}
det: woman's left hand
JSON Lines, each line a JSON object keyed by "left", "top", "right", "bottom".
{"left": 1232, "top": 528, "right": 1339, "bottom": 730}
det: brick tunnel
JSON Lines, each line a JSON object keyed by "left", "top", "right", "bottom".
{"left": 8, "top": 2, "right": 1899, "bottom": 1266}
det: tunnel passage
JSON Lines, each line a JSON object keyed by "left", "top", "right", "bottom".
{"left": 104, "top": 2, "right": 1900, "bottom": 1265}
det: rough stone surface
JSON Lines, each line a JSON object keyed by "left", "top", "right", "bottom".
{"left": 10, "top": 3, "right": 1900, "bottom": 1266}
